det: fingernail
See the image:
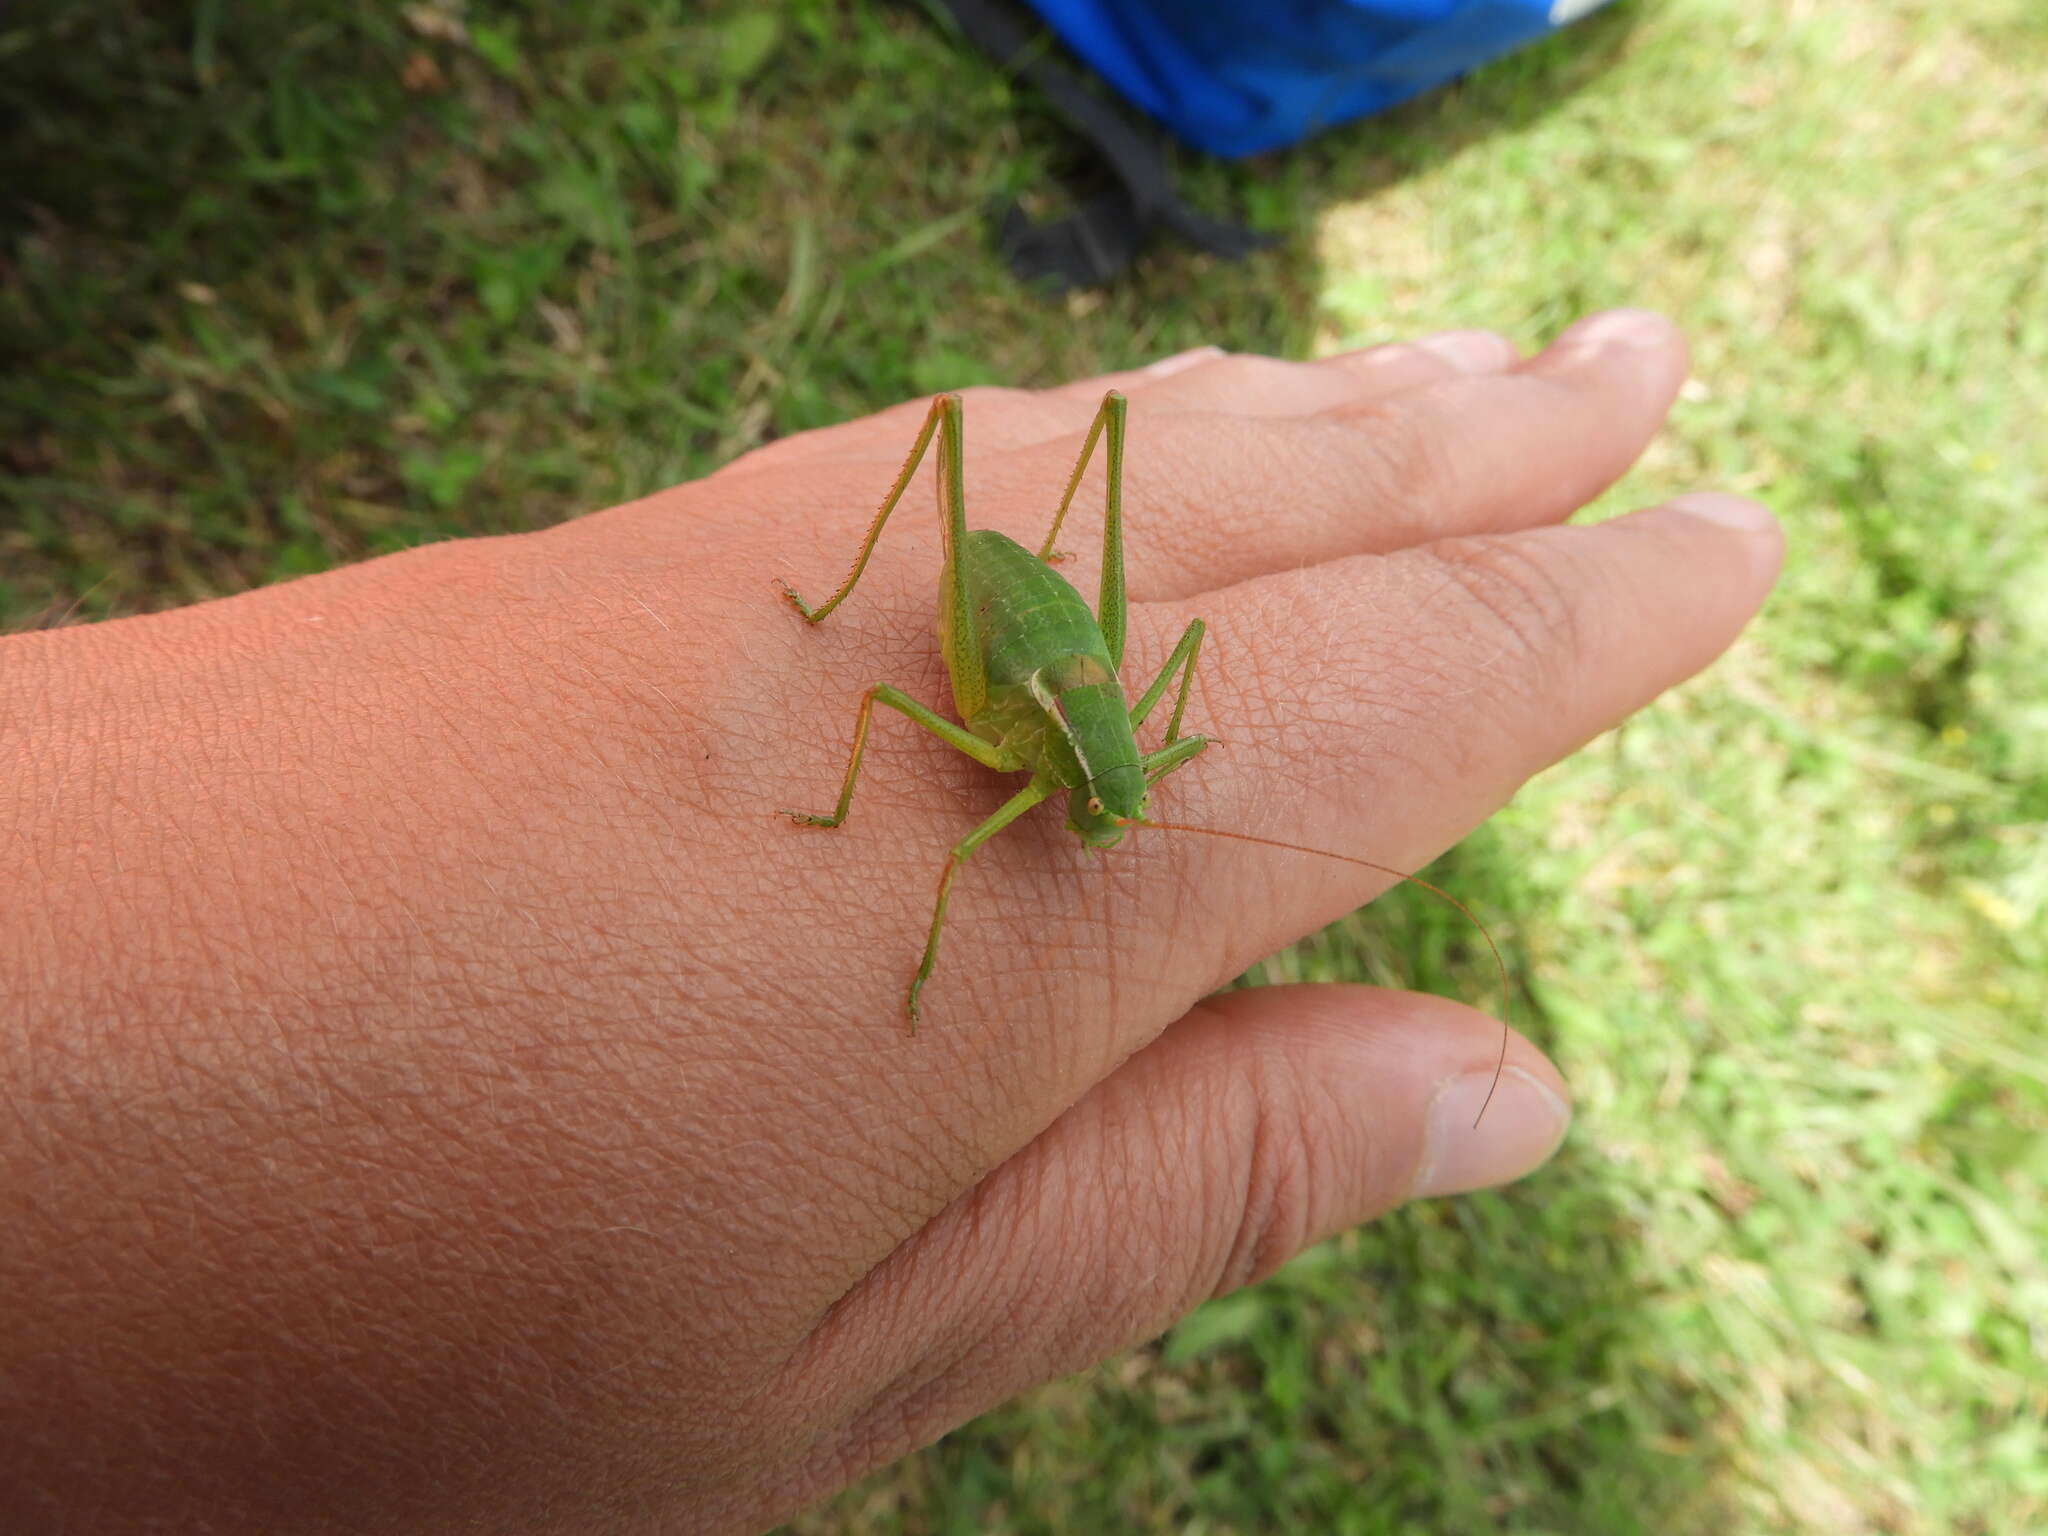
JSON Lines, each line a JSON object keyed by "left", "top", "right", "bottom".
{"left": 1664, "top": 491, "right": 1778, "bottom": 533}
{"left": 1142, "top": 345, "right": 1226, "bottom": 378}
{"left": 1410, "top": 328, "right": 1518, "bottom": 373}
{"left": 1409, "top": 1065, "right": 1570, "bottom": 1199}
{"left": 1548, "top": 307, "right": 1675, "bottom": 358}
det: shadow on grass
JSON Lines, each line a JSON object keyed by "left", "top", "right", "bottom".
{"left": 813, "top": 1153, "right": 1741, "bottom": 1534}
{"left": 0, "top": 0, "right": 1644, "bottom": 621}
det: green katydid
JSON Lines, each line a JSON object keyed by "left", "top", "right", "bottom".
{"left": 779, "top": 390, "right": 1509, "bottom": 1117}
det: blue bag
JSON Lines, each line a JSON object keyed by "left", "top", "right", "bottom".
{"left": 1025, "top": 0, "right": 1614, "bottom": 158}
{"left": 928, "top": 0, "right": 1615, "bottom": 287}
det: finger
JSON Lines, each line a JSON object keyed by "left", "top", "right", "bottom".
{"left": 769, "top": 985, "right": 1567, "bottom": 1504}
{"left": 981, "top": 308, "right": 1689, "bottom": 601}
{"left": 1043, "top": 329, "right": 1520, "bottom": 416}
{"left": 1102, "top": 492, "right": 1783, "bottom": 991}
{"left": 714, "top": 330, "right": 1518, "bottom": 483}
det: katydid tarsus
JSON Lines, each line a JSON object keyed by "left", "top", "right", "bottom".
{"left": 779, "top": 390, "right": 1510, "bottom": 1122}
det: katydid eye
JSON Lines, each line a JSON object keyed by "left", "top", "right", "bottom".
{"left": 1087, "top": 796, "right": 1103, "bottom": 815}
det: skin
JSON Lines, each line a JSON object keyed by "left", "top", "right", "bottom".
{"left": 0, "top": 310, "right": 1782, "bottom": 1534}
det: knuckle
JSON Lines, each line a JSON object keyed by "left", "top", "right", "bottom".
{"left": 1182, "top": 354, "right": 1300, "bottom": 394}
{"left": 1421, "top": 533, "right": 1590, "bottom": 686}
{"left": 1208, "top": 1048, "right": 1316, "bottom": 1295}
{"left": 1329, "top": 398, "right": 1464, "bottom": 515}
{"left": 1327, "top": 340, "right": 1428, "bottom": 381}
{"left": 1196, "top": 579, "right": 1439, "bottom": 773}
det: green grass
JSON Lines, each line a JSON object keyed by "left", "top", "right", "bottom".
{"left": 4, "top": 1, "right": 2043, "bottom": 1531}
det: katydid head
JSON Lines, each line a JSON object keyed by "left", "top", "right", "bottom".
{"left": 1066, "top": 762, "right": 1148, "bottom": 848}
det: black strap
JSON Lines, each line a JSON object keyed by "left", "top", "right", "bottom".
{"left": 916, "top": 0, "right": 1276, "bottom": 289}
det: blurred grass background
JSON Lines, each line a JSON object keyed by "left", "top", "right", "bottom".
{"left": 2, "top": 0, "right": 2043, "bottom": 1531}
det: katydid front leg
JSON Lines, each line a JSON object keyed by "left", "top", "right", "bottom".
{"left": 1131, "top": 622, "right": 1210, "bottom": 788}
{"left": 1141, "top": 735, "right": 1209, "bottom": 787}
{"left": 1128, "top": 617, "right": 1205, "bottom": 744}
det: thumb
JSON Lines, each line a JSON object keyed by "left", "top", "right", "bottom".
{"left": 773, "top": 985, "right": 1568, "bottom": 1501}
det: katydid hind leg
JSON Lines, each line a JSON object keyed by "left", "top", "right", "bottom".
{"left": 1034, "top": 391, "right": 1113, "bottom": 565}
{"left": 1096, "top": 391, "right": 1129, "bottom": 671}
{"left": 782, "top": 394, "right": 956, "bottom": 625}
{"left": 931, "top": 393, "right": 991, "bottom": 723}
{"left": 1035, "top": 392, "right": 1130, "bottom": 671}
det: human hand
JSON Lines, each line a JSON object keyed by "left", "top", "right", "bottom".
{"left": 0, "top": 310, "right": 1780, "bottom": 1532}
